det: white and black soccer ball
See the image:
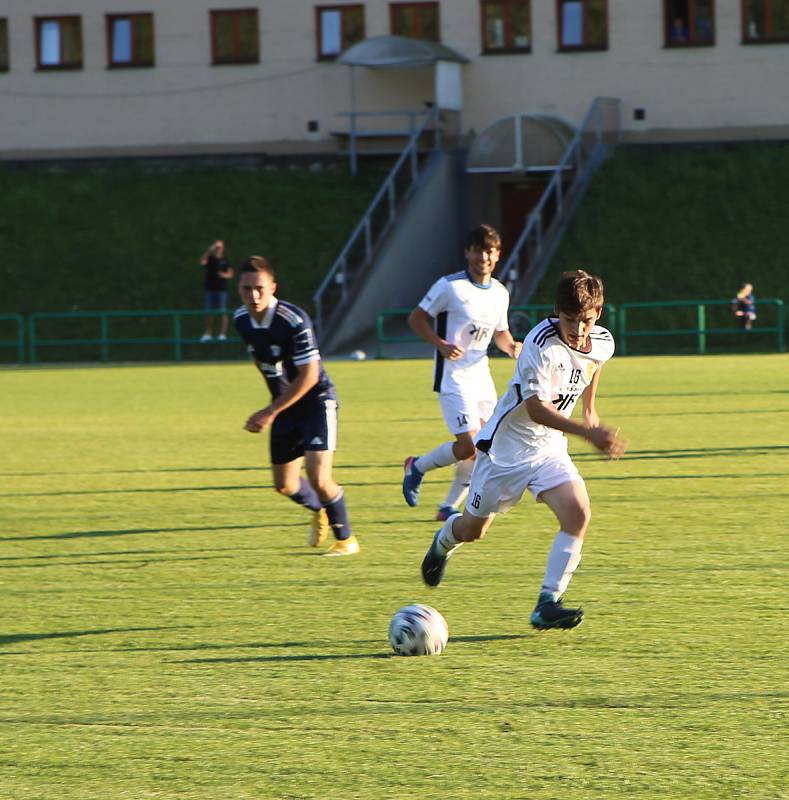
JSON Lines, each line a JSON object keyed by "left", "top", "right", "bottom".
{"left": 389, "top": 604, "right": 448, "bottom": 656}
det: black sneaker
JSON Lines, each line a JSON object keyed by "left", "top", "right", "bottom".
{"left": 421, "top": 530, "right": 452, "bottom": 587}
{"left": 529, "top": 592, "right": 584, "bottom": 630}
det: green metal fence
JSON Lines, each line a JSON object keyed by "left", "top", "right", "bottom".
{"left": 618, "top": 298, "right": 785, "bottom": 355}
{"left": 0, "top": 314, "right": 25, "bottom": 364}
{"left": 27, "top": 309, "right": 239, "bottom": 363}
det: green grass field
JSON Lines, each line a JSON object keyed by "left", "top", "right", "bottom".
{"left": 2, "top": 354, "right": 787, "bottom": 799}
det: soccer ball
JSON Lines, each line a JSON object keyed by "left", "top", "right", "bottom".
{"left": 350, "top": 349, "right": 367, "bottom": 361}
{"left": 389, "top": 604, "right": 448, "bottom": 656}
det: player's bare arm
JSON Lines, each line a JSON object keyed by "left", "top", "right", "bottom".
{"left": 581, "top": 366, "right": 602, "bottom": 428}
{"left": 524, "top": 395, "right": 626, "bottom": 460}
{"left": 408, "top": 306, "right": 464, "bottom": 360}
{"left": 493, "top": 329, "right": 522, "bottom": 359}
{"left": 244, "top": 360, "right": 320, "bottom": 433}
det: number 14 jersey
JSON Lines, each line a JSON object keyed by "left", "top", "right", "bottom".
{"left": 418, "top": 270, "right": 511, "bottom": 394}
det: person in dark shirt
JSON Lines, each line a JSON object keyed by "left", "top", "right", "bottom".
{"left": 200, "top": 239, "right": 234, "bottom": 342}
{"left": 234, "top": 255, "right": 359, "bottom": 556}
{"left": 732, "top": 281, "right": 757, "bottom": 331}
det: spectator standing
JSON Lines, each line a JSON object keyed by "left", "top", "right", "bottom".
{"left": 733, "top": 282, "right": 757, "bottom": 331}
{"left": 200, "top": 239, "right": 234, "bottom": 342}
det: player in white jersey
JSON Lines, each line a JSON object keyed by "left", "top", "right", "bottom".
{"left": 421, "top": 270, "right": 627, "bottom": 629}
{"left": 402, "top": 225, "right": 522, "bottom": 520}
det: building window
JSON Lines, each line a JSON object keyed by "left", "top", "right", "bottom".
{"left": 0, "top": 18, "right": 8, "bottom": 72}
{"left": 107, "top": 13, "right": 154, "bottom": 67}
{"left": 210, "top": 8, "right": 259, "bottom": 65}
{"left": 557, "top": 0, "right": 607, "bottom": 51}
{"left": 316, "top": 5, "right": 365, "bottom": 60}
{"left": 664, "top": 1, "right": 714, "bottom": 46}
{"left": 35, "top": 16, "right": 83, "bottom": 70}
{"left": 743, "top": 0, "right": 789, "bottom": 42}
{"left": 481, "top": 1, "right": 531, "bottom": 53}
{"left": 390, "top": 2, "right": 440, "bottom": 41}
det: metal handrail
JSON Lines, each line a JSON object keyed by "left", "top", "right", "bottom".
{"left": 313, "top": 105, "right": 441, "bottom": 335}
{"left": 497, "top": 97, "right": 621, "bottom": 300}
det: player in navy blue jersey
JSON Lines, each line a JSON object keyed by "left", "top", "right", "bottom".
{"left": 234, "top": 256, "right": 359, "bottom": 556}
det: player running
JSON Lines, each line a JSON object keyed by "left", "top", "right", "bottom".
{"left": 420, "top": 269, "right": 627, "bottom": 628}
{"left": 234, "top": 256, "right": 359, "bottom": 556}
{"left": 402, "top": 224, "right": 521, "bottom": 520}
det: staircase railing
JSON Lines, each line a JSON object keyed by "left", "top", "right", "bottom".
{"left": 497, "top": 97, "right": 621, "bottom": 302}
{"left": 312, "top": 105, "right": 441, "bottom": 336}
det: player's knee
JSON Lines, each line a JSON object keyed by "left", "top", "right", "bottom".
{"left": 275, "top": 482, "right": 299, "bottom": 497}
{"left": 563, "top": 503, "right": 591, "bottom": 536}
{"left": 308, "top": 476, "right": 337, "bottom": 500}
{"left": 453, "top": 440, "right": 476, "bottom": 461}
{"left": 454, "top": 513, "right": 488, "bottom": 542}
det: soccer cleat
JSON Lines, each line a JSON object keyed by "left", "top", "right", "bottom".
{"left": 402, "top": 456, "right": 424, "bottom": 507}
{"left": 217, "top": 334, "right": 227, "bottom": 342}
{"left": 435, "top": 505, "right": 459, "bottom": 522}
{"left": 199, "top": 333, "right": 213, "bottom": 343}
{"left": 308, "top": 508, "right": 330, "bottom": 548}
{"left": 529, "top": 593, "right": 584, "bottom": 630}
{"left": 323, "top": 535, "right": 360, "bottom": 557}
{"left": 421, "top": 530, "right": 453, "bottom": 587}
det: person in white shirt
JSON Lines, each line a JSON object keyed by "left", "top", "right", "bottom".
{"left": 402, "top": 224, "right": 522, "bottom": 520}
{"left": 421, "top": 269, "right": 627, "bottom": 629}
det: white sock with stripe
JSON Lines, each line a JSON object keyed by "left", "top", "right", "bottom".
{"left": 540, "top": 531, "right": 583, "bottom": 600}
{"left": 415, "top": 441, "right": 456, "bottom": 473}
{"left": 435, "top": 514, "right": 462, "bottom": 556}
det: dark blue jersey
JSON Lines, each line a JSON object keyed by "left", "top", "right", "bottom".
{"left": 234, "top": 300, "right": 336, "bottom": 412}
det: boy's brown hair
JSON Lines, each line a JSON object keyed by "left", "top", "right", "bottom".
{"left": 555, "top": 270, "right": 604, "bottom": 314}
{"left": 239, "top": 255, "right": 275, "bottom": 280}
{"left": 465, "top": 223, "right": 501, "bottom": 251}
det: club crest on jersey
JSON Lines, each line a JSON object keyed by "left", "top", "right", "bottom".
{"left": 270, "top": 345, "right": 281, "bottom": 357}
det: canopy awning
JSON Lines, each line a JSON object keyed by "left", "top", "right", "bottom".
{"left": 338, "top": 35, "right": 469, "bottom": 68}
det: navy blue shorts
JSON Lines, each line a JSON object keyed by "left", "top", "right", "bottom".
{"left": 269, "top": 398, "right": 338, "bottom": 465}
{"left": 204, "top": 290, "right": 228, "bottom": 311}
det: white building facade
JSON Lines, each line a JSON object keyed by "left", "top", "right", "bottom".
{"left": 1, "top": 0, "right": 788, "bottom": 158}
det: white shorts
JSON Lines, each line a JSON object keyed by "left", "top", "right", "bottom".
{"left": 439, "top": 390, "right": 497, "bottom": 435}
{"left": 465, "top": 450, "right": 584, "bottom": 517}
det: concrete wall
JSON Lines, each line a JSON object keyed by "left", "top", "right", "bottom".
{"left": 2, "top": 1, "right": 789, "bottom": 158}
{"left": 322, "top": 149, "right": 467, "bottom": 354}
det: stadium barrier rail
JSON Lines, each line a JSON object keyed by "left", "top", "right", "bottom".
{"left": 27, "top": 309, "right": 237, "bottom": 364}
{"left": 0, "top": 314, "right": 25, "bottom": 364}
{"left": 617, "top": 298, "right": 785, "bottom": 355}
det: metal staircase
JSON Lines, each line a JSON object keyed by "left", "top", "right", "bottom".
{"left": 312, "top": 106, "right": 442, "bottom": 340}
{"left": 497, "top": 97, "right": 622, "bottom": 304}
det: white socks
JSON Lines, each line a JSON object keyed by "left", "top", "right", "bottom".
{"left": 540, "top": 531, "right": 583, "bottom": 599}
{"left": 435, "top": 514, "right": 462, "bottom": 556}
{"left": 415, "top": 441, "right": 456, "bottom": 473}
{"left": 439, "top": 458, "right": 473, "bottom": 510}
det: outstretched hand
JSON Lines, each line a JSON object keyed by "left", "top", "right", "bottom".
{"left": 586, "top": 425, "right": 627, "bottom": 460}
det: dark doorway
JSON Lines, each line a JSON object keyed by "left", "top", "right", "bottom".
{"left": 500, "top": 181, "right": 548, "bottom": 259}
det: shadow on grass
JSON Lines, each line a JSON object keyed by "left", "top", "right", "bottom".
{"left": 0, "top": 523, "right": 292, "bottom": 542}
{"left": 176, "top": 633, "right": 531, "bottom": 664}
{"left": 0, "top": 626, "right": 190, "bottom": 646}
{"left": 574, "top": 444, "right": 789, "bottom": 462}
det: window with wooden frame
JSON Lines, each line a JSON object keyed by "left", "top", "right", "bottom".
{"left": 106, "top": 13, "right": 154, "bottom": 67}
{"left": 556, "top": 0, "right": 607, "bottom": 51}
{"left": 390, "top": 2, "right": 440, "bottom": 41}
{"left": 316, "top": 5, "right": 364, "bottom": 60}
{"left": 664, "top": 0, "right": 714, "bottom": 46}
{"left": 35, "top": 16, "right": 83, "bottom": 70}
{"left": 743, "top": 0, "right": 789, "bottom": 43}
{"left": 210, "top": 8, "right": 259, "bottom": 65}
{"left": 0, "top": 18, "right": 8, "bottom": 72}
{"left": 481, "top": 1, "right": 532, "bottom": 53}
